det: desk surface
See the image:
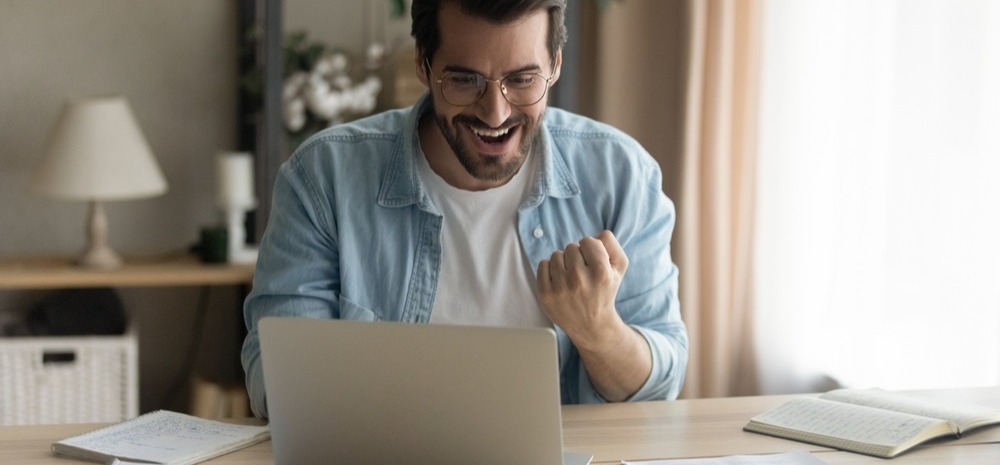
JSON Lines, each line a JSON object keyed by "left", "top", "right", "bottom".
{"left": 3, "top": 386, "right": 998, "bottom": 465}
{"left": 0, "top": 254, "right": 254, "bottom": 289}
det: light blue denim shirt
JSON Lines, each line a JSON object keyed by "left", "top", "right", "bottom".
{"left": 242, "top": 93, "right": 688, "bottom": 418}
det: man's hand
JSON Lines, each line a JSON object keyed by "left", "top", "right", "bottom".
{"left": 536, "top": 230, "right": 628, "bottom": 349}
{"left": 536, "top": 230, "right": 652, "bottom": 401}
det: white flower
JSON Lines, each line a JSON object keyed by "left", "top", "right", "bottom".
{"left": 282, "top": 71, "right": 309, "bottom": 101}
{"left": 312, "top": 55, "right": 335, "bottom": 76}
{"left": 306, "top": 72, "right": 328, "bottom": 92}
{"left": 366, "top": 43, "right": 386, "bottom": 70}
{"left": 361, "top": 76, "right": 382, "bottom": 94}
{"left": 283, "top": 97, "right": 306, "bottom": 132}
{"left": 328, "top": 53, "right": 348, "bottom": 73}
{"left": 280, "top": 34, "right": 387, "bottom": 133}
{"left": 332, "top": 74, "right": 353, "bottom": 91}
{"left": 307, "top": 89, "right": 343, "bottom": 121}
{"left": 357, "top": 93, "right": 377, "bottom": 114}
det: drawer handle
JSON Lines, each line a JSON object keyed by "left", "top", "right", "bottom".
{"left": 42, "top": 351, "right": 77, "bottom": 364}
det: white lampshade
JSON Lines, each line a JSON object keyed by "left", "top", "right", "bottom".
{"left": 30, "top": 95, "right": 167, "bottom": 200}
{"left": 28, "top": 95, "right": 168, "bottom": 269}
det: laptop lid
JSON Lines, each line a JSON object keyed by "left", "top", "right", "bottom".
{"left": 259, "top": 317, "right": 586, "bottom": 465}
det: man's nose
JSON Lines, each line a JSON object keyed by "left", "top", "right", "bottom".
{"left": 474, "top": 80, "right": 513, "bottom": 129}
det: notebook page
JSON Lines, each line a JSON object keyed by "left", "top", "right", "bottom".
{"left": 820, "top": 388, "right": 993, "bottom": 427}
{"left": 750, "top": 398, "right": 948, "bottom": 447}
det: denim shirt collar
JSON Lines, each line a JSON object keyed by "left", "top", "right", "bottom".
{"left": 377, "top": 92, "right": 579, "bottom": 210}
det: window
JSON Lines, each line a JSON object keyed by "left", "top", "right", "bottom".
{"left": 754, "top": 0, "right": 1000, "bottom": 393}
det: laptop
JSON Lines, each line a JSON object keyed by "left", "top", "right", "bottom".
{"left": 258, "top": 317, "right": 592, "bottom": 465}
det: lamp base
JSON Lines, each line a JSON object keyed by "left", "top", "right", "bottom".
{"left": 223, "top": 205, "right": 258, "bottom": 264}
{"left": 230, "top": 246, "right": 258, "bottom": 264}
{"left": 77, "top": 243, "right": 123, "bottom": 270}
{"left": 77, "top": 199, "right": 123, "bottom": 270}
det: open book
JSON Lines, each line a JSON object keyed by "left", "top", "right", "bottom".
{"left": 52, "top": 410, "right": 269, "bottom": 464}
{"left": 744, "top": 388, "right": 1000, "bottom": 458}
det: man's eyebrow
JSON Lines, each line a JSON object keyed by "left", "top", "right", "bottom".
{"left": 442, "top": 64, "right": 543, "bottom": 76}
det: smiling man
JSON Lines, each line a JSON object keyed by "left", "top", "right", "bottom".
{"left": 242, "top": 0, "right": 688, "bottom": 419}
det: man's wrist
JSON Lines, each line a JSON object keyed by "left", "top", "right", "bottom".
{"left": 570, "top": 311, "right": 629, "bottom": 355}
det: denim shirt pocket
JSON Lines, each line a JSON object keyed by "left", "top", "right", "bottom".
{"left": 338, "top": 294, "right": 383, "bottom": 321}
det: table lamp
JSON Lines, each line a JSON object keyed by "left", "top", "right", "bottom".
{"left": 28, "top": 95, "right": 168, "bottom": 270}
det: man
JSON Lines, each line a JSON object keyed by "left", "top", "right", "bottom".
{"left": 242, "top": 0, "right": 687, "bottom": 418}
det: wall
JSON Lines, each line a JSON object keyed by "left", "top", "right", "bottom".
{"left": 0, "top": 0, "right": 240, "bottom": 414}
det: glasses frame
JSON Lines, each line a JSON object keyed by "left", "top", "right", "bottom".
{"left": 425, "top": 59, "right": 556, "bottom": 107}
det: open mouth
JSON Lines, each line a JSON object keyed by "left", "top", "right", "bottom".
{"left": 469, "top": 124, "right": 517, "bottom": 145}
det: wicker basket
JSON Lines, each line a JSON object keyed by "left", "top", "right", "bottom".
{"left": 0, "top": 329, "right": 138, "bottom": 425}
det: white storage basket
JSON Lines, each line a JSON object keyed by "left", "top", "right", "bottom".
{"left": 0, "top": 328, "right": 138, "bottom": 425}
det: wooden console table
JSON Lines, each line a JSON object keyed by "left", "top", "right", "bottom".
{"left": 0, "top": 254, "right": 256, "bottom": 420}
{"left": 0, "top": 254, "right": 255, "bottom": 289}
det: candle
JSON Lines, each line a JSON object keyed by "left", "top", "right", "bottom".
{"left": 216, "top": 152, "right": 256, "bottom": 209}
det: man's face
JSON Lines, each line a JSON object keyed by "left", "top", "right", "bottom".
{"left": 418, "top": 2, "right": 561, "bottom": 191}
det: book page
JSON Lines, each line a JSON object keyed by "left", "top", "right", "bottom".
{"left": 749, "top": 397, "right": 950, "bottom": 448}
{"left": 55, "top": 410, "right": 269, "bottom": 464}
{"left": 820, "top": 388, "right": 998, "bottom": 430}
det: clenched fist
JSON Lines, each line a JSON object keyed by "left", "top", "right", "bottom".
{"left": 536, "top": 230, "right": 629, "bottom": 351}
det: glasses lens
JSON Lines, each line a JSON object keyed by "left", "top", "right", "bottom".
{"left": 502, "top": 73, "right": 547, "bottom": 106}
{"left": 441, "top": 73, "right": 484, "bottom": 106}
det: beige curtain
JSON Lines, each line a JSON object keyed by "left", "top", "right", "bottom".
{"left": 581, "top": 0, "right": 762, "bottom": 398}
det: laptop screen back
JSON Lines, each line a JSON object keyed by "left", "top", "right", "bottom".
{"left": 259, "top": 317, "right": 566, "bottom": 465}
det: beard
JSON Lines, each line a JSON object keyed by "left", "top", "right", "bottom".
{"left": 432, "top": 108, "right": 540, "bottom": 184}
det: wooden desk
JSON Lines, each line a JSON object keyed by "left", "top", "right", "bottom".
{"left": 2, "top": 387, "right": 998, "bottom": 464}
{"left": 561, "top": 386, "right": 1000, "bottom": 463}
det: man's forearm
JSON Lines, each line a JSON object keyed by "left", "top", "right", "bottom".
{"left": 575, "top": 320, "right": 653, "bottom": 402}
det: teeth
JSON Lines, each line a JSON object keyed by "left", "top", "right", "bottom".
{"left": 470, "top": 126, "right": 511, "bottom": 138}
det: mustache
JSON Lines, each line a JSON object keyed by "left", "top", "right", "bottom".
{"left": 452, "top": 114, "right": 528, "bottom": 131}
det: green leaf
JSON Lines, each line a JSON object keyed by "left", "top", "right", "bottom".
{"left": 389, "top": 0, "right": 406, "bottom": 18}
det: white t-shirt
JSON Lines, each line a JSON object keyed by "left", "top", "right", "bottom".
{"left": 416, "top": 148, "right": 551, "bottom": 328}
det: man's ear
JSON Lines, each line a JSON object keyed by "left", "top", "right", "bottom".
{"left": 550, "top": 49, "right": 563, "bottom": 84}
{"left": 416, "top": 50, "right": 430, "bottom": 87}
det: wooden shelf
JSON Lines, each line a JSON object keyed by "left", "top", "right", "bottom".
{"left": 0, "top": 254, "right": 255, "bottom": 290}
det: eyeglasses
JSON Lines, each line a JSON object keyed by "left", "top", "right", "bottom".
{"left": 426, "top": 59, "right": 555, "bottom": 107}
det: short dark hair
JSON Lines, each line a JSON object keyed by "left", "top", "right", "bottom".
{"left": 411, "top": 0, "right": 568, "bottom": 68}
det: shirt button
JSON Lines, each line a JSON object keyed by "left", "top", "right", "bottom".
{"left": 533, "top": 227, "right": 544, "bottom": 238}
